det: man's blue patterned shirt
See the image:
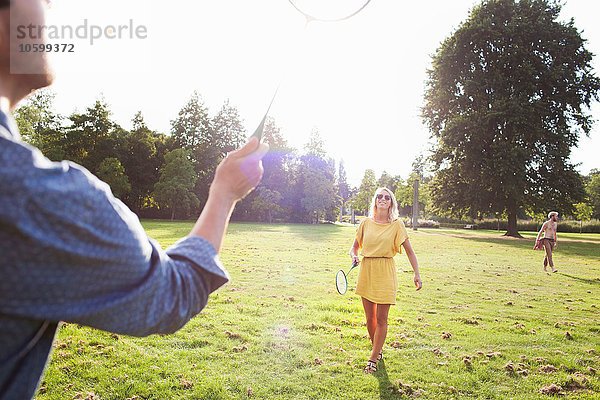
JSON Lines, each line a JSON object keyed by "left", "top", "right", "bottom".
{"left": 0, "top": 110, "right": 229, "bottom": 399}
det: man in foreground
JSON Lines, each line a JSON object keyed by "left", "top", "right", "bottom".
{"left": 0, "top": 1, "right": 268, "bottom": 398}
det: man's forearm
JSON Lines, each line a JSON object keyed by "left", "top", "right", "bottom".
{"left": 189, "top": 191, "right": 236, "bottom": 253}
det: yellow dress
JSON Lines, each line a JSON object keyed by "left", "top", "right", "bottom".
{"left": 355, "top": 218, "right": 408, "bottom": 304}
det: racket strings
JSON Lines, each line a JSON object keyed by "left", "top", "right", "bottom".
{"left": 336, "top": 270, "right": 348, "bottom": 294}
{"left": 287, "top": 0, "right": 373, "bottom": 23}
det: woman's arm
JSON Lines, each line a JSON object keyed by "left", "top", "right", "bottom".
{"left": 349, "top": 239, "right": 360, "bottom": 264}
{"left": 402, "top": 238, "right": 422, "bottom": 290}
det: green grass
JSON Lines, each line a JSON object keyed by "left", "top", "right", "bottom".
{"left": 36, "top": 222, "right": 600, "bottom": 399}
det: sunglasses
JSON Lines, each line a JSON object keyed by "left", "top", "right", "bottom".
{"left": 376, "top": 194, "right": 391, "bottom": 201}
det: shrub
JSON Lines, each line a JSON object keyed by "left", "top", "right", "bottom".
{"left": 406, "top": 219, "right": 440, "bottom": 229}
{"left": 473, "top": 219, "right": 600, "bottom": 233}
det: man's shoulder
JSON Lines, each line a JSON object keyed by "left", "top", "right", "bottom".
{"left": 0, "top": 135, "right": 57, "bottom": 178}
{"left": 0, "top": 111, "right": 20, "bottom": 140}
{"left": 0, "top": 123, "right": 14, "bottom": 140}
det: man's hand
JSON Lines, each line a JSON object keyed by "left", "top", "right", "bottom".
{"left": 190, "top": 137, "right": 268, "bottom": 252}
{"left": 210, "top": 137, "right": 269, "bottom": 203}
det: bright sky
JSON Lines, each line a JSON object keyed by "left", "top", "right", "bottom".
{"left": 41, "top": 0, "right": 600, "bottom": 186}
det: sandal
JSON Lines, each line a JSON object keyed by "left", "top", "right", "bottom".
{"left": 377, "top": 350, "right": 383, "bottom": 361}
{"left": 364, "top": 359, "right": 378, "bottom": 374}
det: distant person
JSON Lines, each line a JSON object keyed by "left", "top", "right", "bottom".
{"left": 349, "top": 188, "right": 422, "bottom": 374}
{"left": 0, "top": 1, "right": 268, "bottom": 399}
{"left": 534, "top": 211, "right": 559, "bottom": 273}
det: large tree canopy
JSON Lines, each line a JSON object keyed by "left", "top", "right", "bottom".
{"left": 423, "top": 0, "right": 600, "bottom": 236}
{"left": 586, "top": 169, "right": 600, "bottom": 219}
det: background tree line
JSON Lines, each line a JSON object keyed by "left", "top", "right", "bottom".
{"left": 14, "top": 86, "right": 600, "bottom": 228}
{"left": 14, "top": 90, "right": 347, "bottom": 223}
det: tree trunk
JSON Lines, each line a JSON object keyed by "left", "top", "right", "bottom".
{"left": 504, "top": 200, "right": 522, "bottom": 238}
{"left": 171, "top": 209, "right": 175, "bottom": 221}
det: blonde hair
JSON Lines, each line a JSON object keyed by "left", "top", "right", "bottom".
{"left": 368, "top": 187, "right": 399, "bottom": 222}
{"left": 548, "top": 211, "right": 559, "bottom": 219}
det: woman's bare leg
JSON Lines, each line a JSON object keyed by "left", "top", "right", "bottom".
{"left": 369, "top": 303, "right": 391, "bottom": 363}
{"left": 361, "top": 297, "right": 377, "bottom": 343}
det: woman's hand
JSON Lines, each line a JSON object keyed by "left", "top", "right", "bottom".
{"left": 190, "top": 137, "right": 268, "bottom": 252}
{"left": 349, "top": 239, "right": 360, "bottom": 265}
{"left": 414, "top": 273, "right": 422, "bottom": 291}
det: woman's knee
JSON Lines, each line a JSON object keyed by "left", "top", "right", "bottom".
{"left": 376, "top": 316, "right": 388, "bottom": 328}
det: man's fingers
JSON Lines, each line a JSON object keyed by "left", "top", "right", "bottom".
{"left": 247, "top": 142, "right": 269, "bottom": 161}
{"left": 230, "top": 137, "right": 260, "bottom": 158}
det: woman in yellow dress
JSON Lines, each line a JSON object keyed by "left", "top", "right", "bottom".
{"left": 349, "top": 187, "right": 422, "bottom": 373}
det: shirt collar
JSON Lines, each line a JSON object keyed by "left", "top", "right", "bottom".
{"left": 0, "top": 109, "right": 19, "bottom": 140}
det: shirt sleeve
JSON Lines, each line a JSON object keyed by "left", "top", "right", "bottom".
{"left": 355, "top": 219, "right": 366, "bottom": 249}
{"left": 394, "top": 219, "right": 409, "bottom": 254}
{"left": 0, "top": 138, "right": 229, "bottom": 336}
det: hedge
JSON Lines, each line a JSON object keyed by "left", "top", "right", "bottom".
{"left": 469, "top": 219, "right": 600, "bottom": 233}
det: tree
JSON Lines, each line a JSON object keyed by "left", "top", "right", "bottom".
{"left": 170, "top": 92, "right": 212, "bottom": 208}
{"left": 170, "top": 91, "right": 211, "bottom": 152}
{"left": 377, "top": 171, "right": 401, "bottom": 193}
{"left": 423, "top": 0, "right": 600, "bottom": 237}
{"left": 395, "top": 157, "right": 433, "bottom": 217}
{"left": 121, "top": 112, "right": 162, "bottom": 213}
{"left": 395, "top": 177, "right": 412, "bottom": 209}
{"left": 573, "top": 202, "right": 593, "bottom": 233}
{"left": 299, "top": 129, "right": 339, "bottom": 223}
{"left": 260, "top": 117, "right": 293, "bottom": 193}
{"left": 153, "top": 149, "right": 199, "bottom": 220}
{"left": 96, "top": 157, "right": 131, "bottom": 199}
{"left": 14, "top": 89, "right": 64, "bottom": 160}
{"left": 338, "top": 161, "right": 351, "bottom": 219}
{"left": 395, "top": 173, "right": 431, "bottom": 217}
{"left": 285, "top": 156, "right": 306, "bottom": 223}
{"left": 212, "top": 99, "right": 246, "bottom": 154}
{"left": 586, "top": 170, "right": 600, "bottom": 219}
{"left": 304, "top": 127, "right": 329, "bottom": 160}
{"left": 234, "top": 117, "right": 294, "bottom": 221}
{"left": 301, "top": 162, "right": 339, "bottom": 223}
{"left": 352, "top": 169, "right": 377, "bottom": 215}
{"left": 64, "top": 99, "right": 127, "bottom": 173}
{"left": 251, "top": 187, "right": 283, "bottom": 223}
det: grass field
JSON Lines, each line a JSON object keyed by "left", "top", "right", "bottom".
{"left": 36, "top": 222, "right": 600, "bottom": 399}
